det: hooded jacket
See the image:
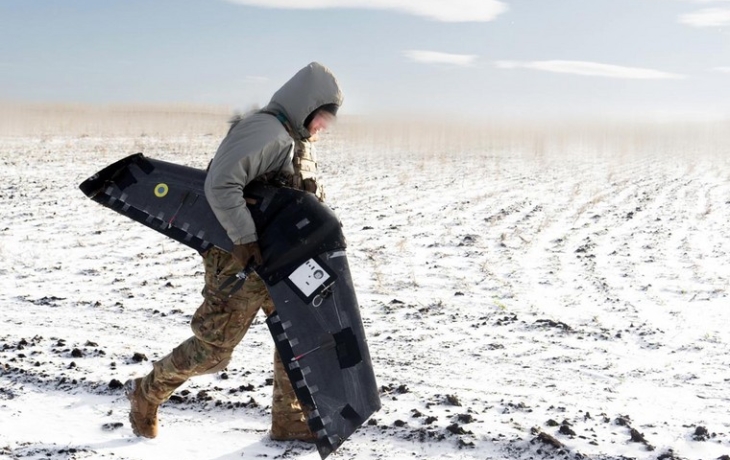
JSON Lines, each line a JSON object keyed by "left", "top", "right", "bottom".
{"left": 204, "top": 62, "right": 343, "bottom": 245}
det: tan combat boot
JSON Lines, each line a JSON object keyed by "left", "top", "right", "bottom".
{"left": 270, "top": 419, "right": 318, "bottom": 443}
{"left": 124, "top": 378, "right": 159, "bottom": 438}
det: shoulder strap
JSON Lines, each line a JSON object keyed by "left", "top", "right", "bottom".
{"left": 260, "top": 110, "right": 296, "bottom": 138}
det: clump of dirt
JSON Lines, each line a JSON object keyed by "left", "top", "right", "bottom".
{"left": 692, "top": 425, "right": 711, "bottom": 441}
{"left": 380, "top": 383, "right": 409, "bottom": 395}
{"left": 533, "top": 431, "right": 564, "bottom": 449}
{"left": 445, "top": 394, "right": 462, "bottom": 406}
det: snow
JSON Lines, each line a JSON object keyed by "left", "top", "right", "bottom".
{"left": 1, "top": 116, "right": 729, "bottom": 460}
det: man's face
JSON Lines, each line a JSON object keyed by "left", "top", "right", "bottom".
{"left": 307, "top": 110, "right": 336, "bottom": 140}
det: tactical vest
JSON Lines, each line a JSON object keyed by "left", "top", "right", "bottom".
{"left": 257, "top": 111, "right": 326, "bottom": 202}
{"left": 291, "top": 138, "right": 325, "bottom": 202}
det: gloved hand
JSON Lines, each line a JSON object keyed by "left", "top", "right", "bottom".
{"left": 232, "top": 241, "right": 263, "bottom": 268}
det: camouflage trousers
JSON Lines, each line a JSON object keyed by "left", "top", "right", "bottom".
{"left": 139, "top": 247, "right": 312, "bottom": 439}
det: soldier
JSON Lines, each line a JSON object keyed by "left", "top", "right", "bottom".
{"left": 124, "top": 62, "right": 342, "bottom": 442}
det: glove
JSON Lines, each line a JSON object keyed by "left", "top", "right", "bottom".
{"left": 232, "top": 242, "right": 263, "bottom": 268}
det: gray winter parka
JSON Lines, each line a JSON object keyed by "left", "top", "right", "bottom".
{"left": 204, "top": 62, "right": 343, "bottom": 245}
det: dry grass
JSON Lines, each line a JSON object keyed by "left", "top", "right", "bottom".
{"left": 0, "top": 102, "right": 232, "bottom": 138}
{"left": 2, "top": 102, "right": 729, "bottom": 161}
{"left": 326, "top": 116, "right": 730, "bottom": 175}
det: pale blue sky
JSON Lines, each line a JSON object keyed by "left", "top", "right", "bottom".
{"left": 1, "top": 0, "right": 729, "bottom": 120}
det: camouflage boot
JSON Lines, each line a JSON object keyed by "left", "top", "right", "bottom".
{"left": 125, "top": 378, "right": 159, "bottom": 438}
{"left": 270, "top": 419, "right": 317, "bottom": 443}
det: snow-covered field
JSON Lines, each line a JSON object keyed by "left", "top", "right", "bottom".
{"left": 1, "top": 109, "right": 729, "bottom": 460}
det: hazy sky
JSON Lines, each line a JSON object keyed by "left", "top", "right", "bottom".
{"left": 2, "top": 0, "right": 729, "bottom": 120}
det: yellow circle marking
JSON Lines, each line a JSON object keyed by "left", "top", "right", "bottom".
{"left": 154, "top": 183, "right": 169, "bottom": 198}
